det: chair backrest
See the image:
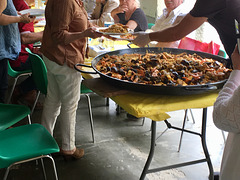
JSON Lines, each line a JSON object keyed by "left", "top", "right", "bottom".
{"left": 7, "top": 61, "right": 18, "bottom": 77}
{"left": 178, "top": 37, "right": 220, "bottom": 55}
{"left": 25, "top": 48, "right": 48, "bottom": 95}
{"left": 7, "top": 60, "right": 32, "bottom": 78}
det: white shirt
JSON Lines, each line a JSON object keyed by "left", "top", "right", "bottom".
{"left": 213, "top": 70, "right": 240, "bottom": 180}
{"left": 150, "top": 3, "right": 189, "bottom": 48}
{"left": 89, "top": 0, "right": 119, "bottom": 27}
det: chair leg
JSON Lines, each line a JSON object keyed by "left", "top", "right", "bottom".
{"left": 189, "top": 109, "right": 196, "bottom": 124}
{"left": 85, "top": 94, "right": 95, "bottom": 143}
{"left": 178, "top": 109, "right": 188, "bottom": 152}
{"left": 31, "top": 90, "right": 40, "bottom": 115}
{"left": 221, "top": 130, "right": 226, "bottom": 143}
{"left": 116, "top": 105, "right": 121, "bottom": 115}
{"left": 141, "top": 117, "right": 145, "bottom": 126}
{"left": 40, "top": 158, "right": 47, "bottom": 180}
{"left": 27, "top": 114, "right": 32, "bottom": 124}
{"left": 3, "top": 165, "right": 11, "bottom": 180}
{"left": 47, "top": 155, "right": 59, "bottom": 180}
{"left": 6, "top": 78, "right": 18, "bottom": 104}
{"left": 106, "top": 97, "right": 109, "bottom": 106}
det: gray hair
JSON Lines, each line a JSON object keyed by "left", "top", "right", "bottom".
{"left": 135, "top": 0, "right": 140, "bottom": 7}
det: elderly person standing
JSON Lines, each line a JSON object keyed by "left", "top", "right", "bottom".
{"left": 111, "top": 0, "right": 148, "bottom": 32}
{"left": 89, "top": 0, "right": 119, "bottom": 27}
{"left": 151, "top": 0, "right": 189, "bottom": 48}
{"left": 40, "top": 0, "right": 102, "bottom": 159}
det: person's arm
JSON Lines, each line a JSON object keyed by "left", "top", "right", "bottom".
{"left": 213, "top": 45, "right": 240, "bottom": 133}
{"left": 125, "top": 20, "right": 137, "bottom": 30}
{"left": 133, "top": 13, "right": 207, "bottom": 47}
{"left": 0, "top": 0, "right": 7, "bottom": 14}
{"left": 21, "top": 31, "right": 43, "bottom": 44}
{"left": 150, "top": 13, "right": 206, "bottom": 42}
{"left": 110, "top": 3, "right": 128, "bottom": 23}
{"left": 0, "top": 13, "right": 35, "bottom": 25}
{"left": 63, "top": 27, "right": 102, "bottom": 45}
{"left": 94, "top": 0, "right": 119, "bottom": 27}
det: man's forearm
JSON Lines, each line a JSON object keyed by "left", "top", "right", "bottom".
{"left": 21, "top": 31, "right": 43, "bottom": 44}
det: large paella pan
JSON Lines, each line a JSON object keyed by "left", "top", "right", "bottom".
{"left": 75, "top": 47, "right": 231, "bottom": 95}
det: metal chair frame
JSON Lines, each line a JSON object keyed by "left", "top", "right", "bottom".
{"left": 7, "top": 61, "right": 32, "bottom": 104}
{"left": 3, "top": 155, "right": 58, "bottom": 180}
{"left": 80, "top": 92, "right": 95, "bottom": 143}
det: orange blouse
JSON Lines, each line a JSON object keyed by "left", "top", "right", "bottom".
{"left": 41, "top": 0, "right": 90, "bottom": 68}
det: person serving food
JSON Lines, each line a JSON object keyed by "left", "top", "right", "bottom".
{"left": 132, "top": 0, "right": 240, "bottom": 68}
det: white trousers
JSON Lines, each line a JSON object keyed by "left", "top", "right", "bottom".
{"left": 41, "top": 55, "right": 81, "bottom": 151}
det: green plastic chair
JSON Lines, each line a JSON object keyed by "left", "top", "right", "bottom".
{"left": 7, "top": 61, "right": 32, "bottom": 104}
{"left": 25, "top": 48, "right": 48, "bottom": 114}
{"left": 0, "top": 123, "right": 59, "bottom": 180}
{"left": 148, "top": 23, "right": 155, "bottom": 29}
{"left": 0, "top": 103, "right": 31, "bottom": 131}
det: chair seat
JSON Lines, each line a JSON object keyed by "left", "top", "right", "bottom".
{"left": 81, "top": 84, "right": 93, "bottom": 94}
{"left": 0, "top": 103, "right": 31, "bottom": 131}
{"left": 8, "top": 69, "right": 32, "bottom": 78}
{"left": 8, "top": 61, "right": 32, "bottom": 78}
{"left": 0, "top": 124, "right": 59, "bottom": 168}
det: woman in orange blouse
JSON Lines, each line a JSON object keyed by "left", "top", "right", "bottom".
{"left": 40, "top": 0, "right": 101, "bottom": 159}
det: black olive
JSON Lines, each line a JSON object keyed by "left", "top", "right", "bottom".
{"left": 192, "top": 69, "right": 198, "bottom": 73}
{"left": 106, "top": 66, "right": 111, "bottom": 72}
{"left": 145, "top": 71, "right": 151, "bottom": 77}
{"left": 172, "top": 71, "right": 179, "bottom": 80}
{"left": 131, "top": 65, "right": 140, "bottom": 69}
{"left": 143, "top": 77, "right": 150, "bottom": 81}
{"left": 119, "top": 69, "right": 125, "bottom": 76}
{"left": 150, "top": 60, "right": 159, "bottom": 67}
{"left": 150, "top": 55, "right": 157, "bottom": 59}
{"left": 181, "top": 59, "right": 190, "bottom": 66}
{"left": 131, "top": 68, "right": 138, "bottom": 73}
{"left": 111, "top": 66, "right": 118, "bottom": 73}
{"left": 106, "top": 72, "right": 112, "bottom": 76}
{"left": 131, "top": 59, "right": 136, "bottom": 64}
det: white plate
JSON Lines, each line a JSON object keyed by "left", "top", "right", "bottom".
{"left": 110, "top": 35, "right": 136, "bottom": 41}
{"left": 95, "top": 27, "right": 130, "bottom": 36}
{"left": 19, "top": 9, "right": 45, "bottom": 17}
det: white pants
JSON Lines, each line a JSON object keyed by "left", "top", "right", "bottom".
{"left": 41, "top": 55, "right": 81, "bottom": 151}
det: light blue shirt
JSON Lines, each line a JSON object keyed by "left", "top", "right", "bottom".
{"left": 0, "top": 0, "right": 21, "bottom": 61}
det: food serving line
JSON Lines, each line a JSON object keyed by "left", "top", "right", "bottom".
{"left": 77, "top": 39, "right": 228, "bottom": 179}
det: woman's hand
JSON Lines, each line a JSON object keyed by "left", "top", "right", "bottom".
{"left": 116, "top": 3, "right": 128, "bottom": 14}
{"left": 232, "top": 45, "right": 240, "bottom": 70}
{"left": 84, "top": 27, "right": 102, "bottom": 39}
{"left": 19, "top": 13, "right": 36, "bottom": 23}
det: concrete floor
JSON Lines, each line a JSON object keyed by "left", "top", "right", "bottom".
{"left": 0, "top": 92, "right": 226, "bottom": 180}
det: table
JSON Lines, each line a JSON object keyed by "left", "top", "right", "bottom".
{"left": 82, "top": 78, "right": 219, "bottom": 180}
